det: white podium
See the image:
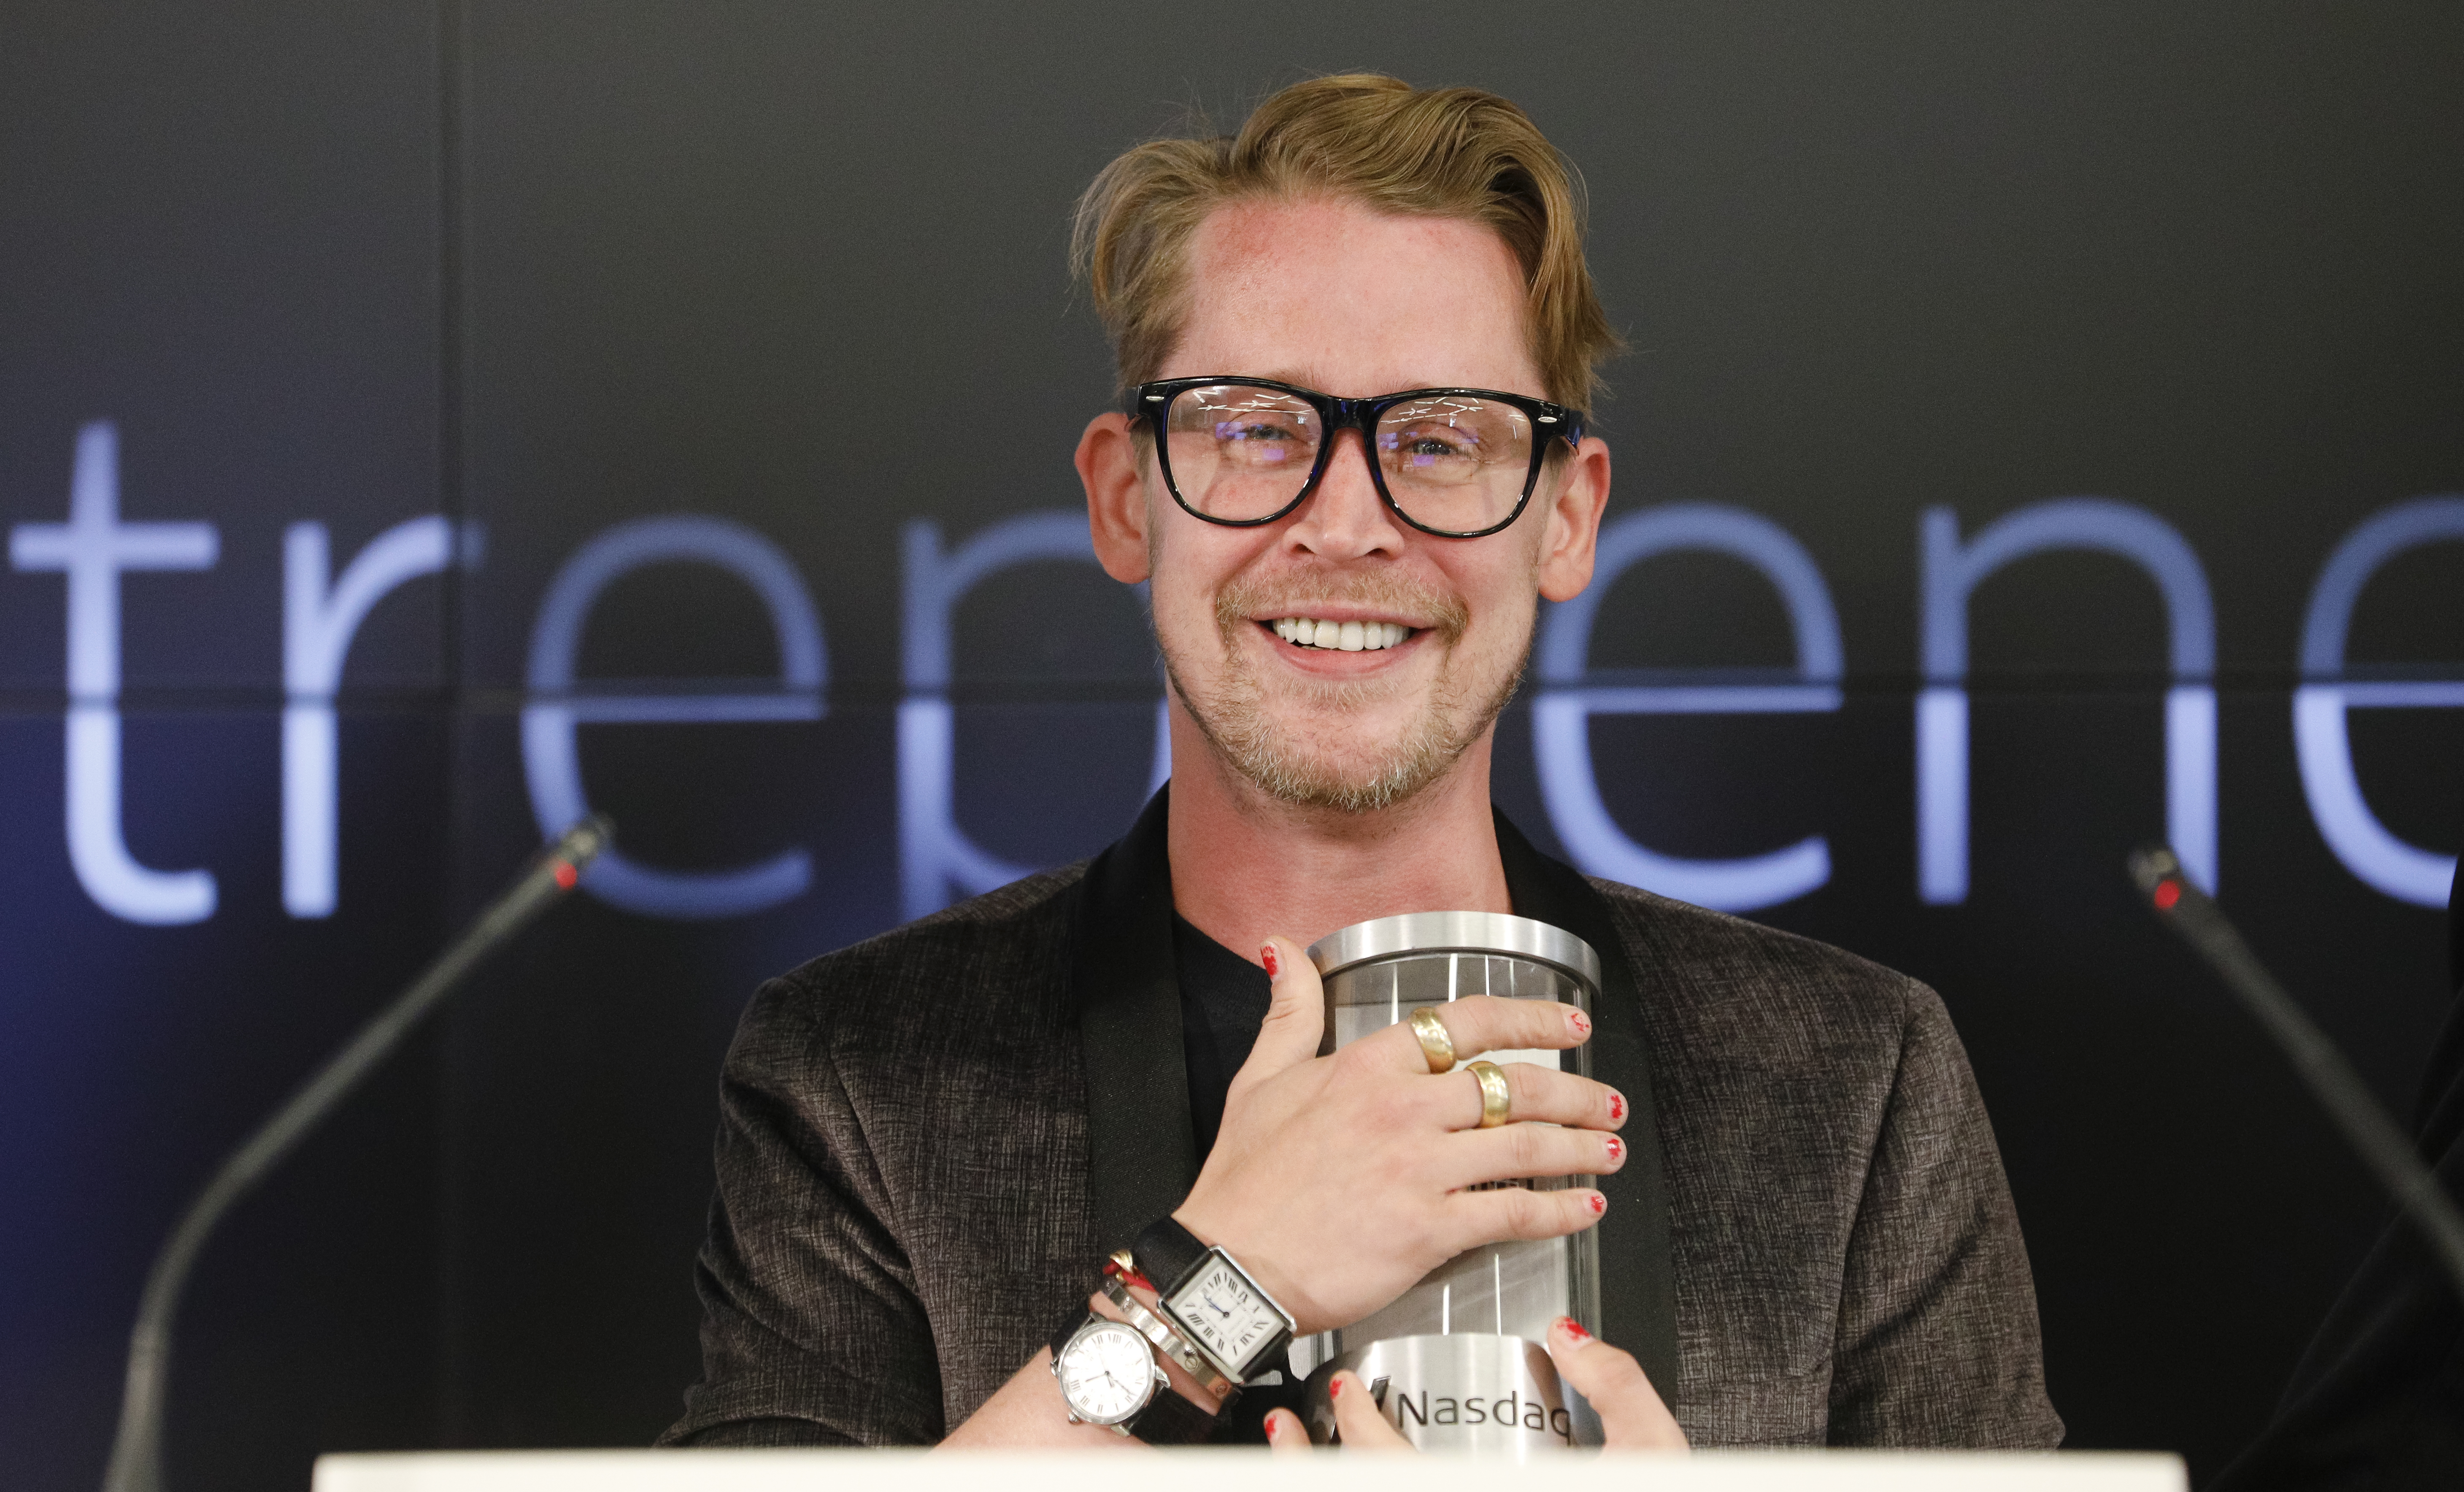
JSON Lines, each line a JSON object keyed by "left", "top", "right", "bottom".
{"left": 315, "top": 1448, "right": 2187, "bottom": 1492}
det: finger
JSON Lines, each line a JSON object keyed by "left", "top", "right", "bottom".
{"left": 1443, "top": 1122, "right": 1627, "bottom": 1187}
{"left": 1329, "top": 1371, "right": 1413, "bottom": 1452}
{"left": 1443, "top": 1182, "right": 1606, "bottom": 1251}
{"left": 1264, "top": 1407, "right": 1310, "bottom": 1453}
{"left": 1358, "top": 995, "right": 1591, "bottom": 1075}
{"left": 1233, "top": 936, "right": 1326, "bottom": 1087}
{"left": 1415, "top": 1062, "right": 1626, "bottom": 1132}
{"left": 1546, "top": 1317, "right": 1687, "bottom": 1450}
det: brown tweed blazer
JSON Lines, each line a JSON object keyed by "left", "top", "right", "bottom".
{"left": 663, "top": 803, "right": 2061, "bottom": 1449}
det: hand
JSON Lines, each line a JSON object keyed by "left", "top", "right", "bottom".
{"left": 1262, "top": 1317, "right": 1689, "bottom": 1452}
{"left": 1173, "top": 936, "right": 1628, "bottom": 1336}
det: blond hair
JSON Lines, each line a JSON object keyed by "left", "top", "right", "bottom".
{"left": 1072, "top": 73, "right": 1620, "bottom": 413}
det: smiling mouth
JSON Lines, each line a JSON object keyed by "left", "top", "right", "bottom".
{"left": 1267, "top": 616, "right": 1415, "bottom": 652}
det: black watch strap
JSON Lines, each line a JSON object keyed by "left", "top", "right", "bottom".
{"left": 1127, "top": 1372, "right": 1218, "bottom": 1446}
{"left": 1048, "top": 1309, "right": 1218, "bottom": 1446}
{"left": 1134, "top": 1215, "right": 1212, "bottom": 1294}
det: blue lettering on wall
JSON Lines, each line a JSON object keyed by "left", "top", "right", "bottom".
{"left": 1531, "top": 503, "right": 1843, "bottom": 911}
{"left": 898, "top": 512, "right": 1169, "bottom": 919}
{"left": 521, "top": 514, "right": 826, "bottom": 918}
{"left": 282, "top": 516, "right": 462, "bottom": 917}
{"left": 1918, "top": 499, "right": 2217, "bottom": 902}
{"left": 8, "top": 422, "right": 221, "bottom": 924}
{"left": 2293, "top": 496, "right": 2464, "bottom": 907}
{"left": 6, "top": 423, "right": 2451, "bottom": 923}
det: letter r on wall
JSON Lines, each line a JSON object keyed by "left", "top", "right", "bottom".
{"left": 282, "top": 517, "right": 458, "bottom": 917}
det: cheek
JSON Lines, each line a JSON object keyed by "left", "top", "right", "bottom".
{"left": 1443, "top": 553, "right": 1542, "bottom": 647}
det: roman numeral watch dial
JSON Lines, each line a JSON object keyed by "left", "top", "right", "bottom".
{"left": 1055, "top": 1319, "right": 1156, "bottom": 1425}
{"left": 1139, "top": 1219, "right": 1296, "bottom": 1384}
{"left": 1047, "top": 1307, "right": 1219, "bottom": 1444}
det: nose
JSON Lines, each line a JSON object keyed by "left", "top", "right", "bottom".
{"left": 1287, "top": 429, "right": 1405, "bottom": 560}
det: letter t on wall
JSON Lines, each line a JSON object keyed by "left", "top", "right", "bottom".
{"left": 9, "top": 423, "right": 219, "bottom": 924}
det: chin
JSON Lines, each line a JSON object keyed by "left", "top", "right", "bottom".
{"left": 1194, "top": 699, "right": 1478, "bottom": 815}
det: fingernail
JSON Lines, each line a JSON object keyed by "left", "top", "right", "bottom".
{"left": 1261, "top": 943, "right": 1280, "bottom": 977}
{"left": 1604, "top": 1134, "right": 1624, "bottom": 1164}
{"left": 1587, "top": 1192, "right": 1607, "bottom": 1216}
{"left": 1329, "top": 1376, "right": 1343, "bottom": 1400}
{"left": 1557, "top": 1316, "right": 1592, "bottom": 1342}
{"left": 1607, "top": 1092, "right": 1626, "bottom": 1123}
{"left": 1567, "top": 1008, "right": 1591, "bottom": 1037}
{"left": 1266, "top": 1415, "right": 1281, "bottom": 1442}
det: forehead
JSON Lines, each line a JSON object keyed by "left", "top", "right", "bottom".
{"left": 1170, "top": 196, "right": 1543, "bottom": 399}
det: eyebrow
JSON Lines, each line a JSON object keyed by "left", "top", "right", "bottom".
{"left": 1248, "top": 369, "right": 1469, "bottom": 398}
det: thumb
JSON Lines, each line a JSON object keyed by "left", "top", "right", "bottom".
{"left": 1546, "top": 1317, "right": 1687, "bottom": 1450}
{"left": 1232, "top": 936, "right": 1325, "bottom": 1087}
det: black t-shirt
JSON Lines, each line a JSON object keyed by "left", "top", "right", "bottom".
{"left": 1173, "top": 912, "right": 1272, "bottom": 1166}
{"left": 1169, "top": 912, "right": 1300, "bottom": 1441}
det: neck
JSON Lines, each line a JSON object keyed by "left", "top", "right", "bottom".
{"left": 1164, "top": 698, "right": 1512, "bottom": 965}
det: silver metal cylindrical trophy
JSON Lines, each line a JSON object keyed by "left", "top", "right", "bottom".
{"left": 1296, "top": 912, "right": 1605, "bottom": 1454}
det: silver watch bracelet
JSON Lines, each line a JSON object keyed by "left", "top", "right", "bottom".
{"left": 1100, "top": 1276, "right": 1239, "bottom": 1403}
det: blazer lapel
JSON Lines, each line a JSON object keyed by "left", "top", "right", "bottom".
{"left": 1072, "top": 786, "right": 1195, "bottom": 1255}
{"left": 1495, "top": 808, "right": 1681, "bottom": 1398}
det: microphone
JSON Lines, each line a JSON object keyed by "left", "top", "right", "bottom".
{"left": 2129, "top": 844, "right": 2464, "bottom": 1307}
{"left": 100, "top": 817, "right": 613, "bottom": 1492}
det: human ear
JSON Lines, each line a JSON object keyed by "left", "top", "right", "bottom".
{"left": 1536, "top": 436, "right": 1611, "bottom": 603}
{"left": 1078, "top": 411, "right": 1153, "bottom": 585}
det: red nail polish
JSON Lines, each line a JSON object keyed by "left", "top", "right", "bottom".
{"left": 1329, "top": 1376, "right": 1343, "bottom": 1400}
{"left": 1568, "top": 1009, "right": 1591, "bottom": 1037}
{"left": 1605, "top": 1135, "right": 1624, "bottom": 1163}
{"left": 1558, "top": 1316, "right": 1592, "bottom": 1342}
{"left": 1587, "top": 1192, "right": 1607, "bottom": 1216}
{"left": 1261, "top": 944, "right": 1280, "bottom": 976}
{"left": 1607, "top": 1093, "right": 1626, "bottom": 1122}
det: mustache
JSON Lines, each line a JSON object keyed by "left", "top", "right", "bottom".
{"left": 1213, "top": 569, "right": 1471, "bottom": 642}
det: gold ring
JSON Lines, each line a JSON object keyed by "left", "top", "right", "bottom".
{"left": 1467, "top": 1060, "right": 1511, "bottom": 1128}
{"left": 1408, "top": 1007, "right": 1457, "bottom": 1074}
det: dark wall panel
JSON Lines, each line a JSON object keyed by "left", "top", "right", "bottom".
{"left": 0, "top": 3, "right": 446, "bottom": 1491}
{"left": 3, "top": 4, "right": 2459, "bottom": 1490}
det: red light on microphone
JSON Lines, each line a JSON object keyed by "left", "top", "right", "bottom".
{"left": 2153, "top": 879, "right": 2181, "bottom": 911}
{"left": 553, "top": 861, "right": 578, "bottom": 890}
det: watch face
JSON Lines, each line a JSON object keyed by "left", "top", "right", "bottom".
{"left": 1165, "top": 1256, "right": 1284, "bottom": 1375}
{"left": 1056, "top": 1320, "right": 1155, "bottom": 1425}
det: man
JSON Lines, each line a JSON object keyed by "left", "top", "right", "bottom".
{"left": 662, "top": 73, "right": 2060, "bottom": 1450}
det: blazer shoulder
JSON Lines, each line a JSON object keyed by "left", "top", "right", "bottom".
{"left": 1585, "top": 876, "right": 1940, "bottom": 1039}
{"left": 738, "top": 864, "right": 1090, "bottom": 1055}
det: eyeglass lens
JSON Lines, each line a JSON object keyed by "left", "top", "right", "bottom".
{"left": 1161, "top": 383, "right": 1535, "bottom": 533}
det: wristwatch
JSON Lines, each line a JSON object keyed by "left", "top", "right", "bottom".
{"left": 1100, "top": 1252, "right": 1240, "bottom": 1407}
{"left": 1135, "top": 1216, "right": 1297, "bottom": 1384}
{"left": 1048, "top": 1308, "right": 1217, "bottom": 1444}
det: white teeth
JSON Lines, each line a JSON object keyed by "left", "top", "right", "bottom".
{"left": 1270, "top": 616, "right": 1415, "bottom": 652}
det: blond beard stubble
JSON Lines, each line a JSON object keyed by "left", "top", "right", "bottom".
{"left": 1161, "top": 572, "right": 1526, "bottom": 815}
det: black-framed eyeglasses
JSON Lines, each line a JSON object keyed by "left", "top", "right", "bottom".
{"left": 1125, "top": 376, "right": 1586, "bottom": 540}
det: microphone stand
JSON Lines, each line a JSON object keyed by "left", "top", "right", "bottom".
{"left": 100, "top": 817, "right": 613, "bottom": 1492}
{"left": 2129, "top": 844, "right": 2464, "bottom": 1306}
